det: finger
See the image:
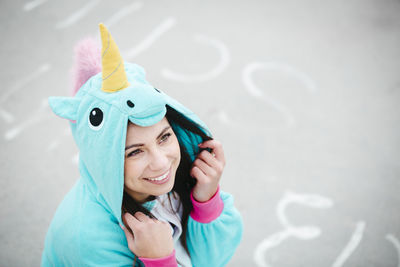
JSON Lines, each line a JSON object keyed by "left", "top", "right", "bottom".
{"left": 120, "top": 223, "right": 135, "bottom": 244}
{"left": 123, "top": 212, "right": 141, "bottom": 231}
{"left": 193, "top": 158, "right": 216, "bottom": 177}
{"left": 191, "top": 166, "right": 208, "bottom": 184}
{"left": 134, "top": 211, "right": 151, "bottom": 222}
{"left": 162, "top": 221, "right": 174, "bottom": 236}
{"left": 197, "top": 150, "right": 221, "bottom": 170}
{"left": 198, "top": 140, "right": 225, "bottom": 163}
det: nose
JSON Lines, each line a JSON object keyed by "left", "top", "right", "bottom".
{"left": 148, "top": 149, "right": 169, "bottom": 172}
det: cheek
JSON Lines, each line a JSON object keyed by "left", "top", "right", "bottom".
{"left": 171, "top": 137, "right": 181, "bottom": 160}
{"left": 124, "top": 160, "right": 144, "bottom": 183}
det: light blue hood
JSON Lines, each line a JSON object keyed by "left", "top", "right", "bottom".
{"left": 48, "top": 62, "right": 209, "bottom": 224}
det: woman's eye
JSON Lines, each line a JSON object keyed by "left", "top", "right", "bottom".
{"left": 160, "top": 133, "right": 171, "bottom": 143}
{"left": 127, "top": 149, "right": 142, "bottom": 157}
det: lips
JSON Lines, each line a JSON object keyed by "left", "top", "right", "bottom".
{"left": 144, "top": 169, "right": 171, "bottom": 185}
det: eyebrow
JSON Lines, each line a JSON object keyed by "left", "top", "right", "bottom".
{"left": 125, "top": 126, "right": 171, "bottom": 151}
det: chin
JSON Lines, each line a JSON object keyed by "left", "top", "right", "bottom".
{"left": 151, "top": 173, "right": 176, "bottom": 196}
{"left": 145, "top": 162, "right": 179, "bottom": 197}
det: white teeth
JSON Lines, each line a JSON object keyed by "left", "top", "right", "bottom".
{"left": 147, "top": 170, "right": 169, "bottom": 181}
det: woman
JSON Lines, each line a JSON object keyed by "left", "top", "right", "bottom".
{"left": 41, "top": 23, "right": 242, "bottom": 267}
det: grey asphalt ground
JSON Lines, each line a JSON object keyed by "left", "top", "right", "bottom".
{"left": 1, "top": 0, "right": 400, "bottom": 266}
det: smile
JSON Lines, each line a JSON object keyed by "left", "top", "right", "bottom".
{"left": 144, "top": 169, "right": 171, "bottom": 184}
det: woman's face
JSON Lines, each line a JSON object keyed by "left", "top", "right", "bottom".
{"left": 124, "top": 117, "right": 181, "bottom": 202}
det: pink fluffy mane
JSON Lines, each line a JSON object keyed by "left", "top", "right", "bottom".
{"left": 71, "top": 37, "right": 101, "bottom": 95}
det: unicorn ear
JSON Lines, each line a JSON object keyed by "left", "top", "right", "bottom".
{"left": 48, "top": 96, "right": 80, "bottom": 121}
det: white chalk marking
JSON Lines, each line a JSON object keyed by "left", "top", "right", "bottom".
{"left": 5, "top": 112, "right": 47, "bottom": 140}
{"left": 205, "top": 108, "right": 233, "bottom": 126}
{"left": 386, "top": 234, "right": 400, "bottom": 267}
{"left": 103, "top": 2, "right": 143, "bottom": 28}
{"left": 0, "top": 63, "right": 51, "bottom": 104}
{"left": 47, "top": 140, "right": 60, "bottom": 151}
{"left": 47, "top": 127, "right": 71, "bottom": 151}
{"left": 242, "top": 62, "right": 317, "bottom": 128}
{"left": 0, "top": 109, "right": 14, "bottom": 123}
{"left": 55, "top": 0, "right": 100, "bottom": 29}
{"left": 23, "top": 0, "right": 48, "bottom": 11}
{"left": 1, "top": 63, "right": 50, "bottom": 124}
{"left": 125, "top": 17, "right": 177, "bottom": 59}
{"left": 4, "top": 99, "right": 50, "bottom": 141}
{"left": 277, "top": 191, "right": 334, "bottom": 229}
{"left": 254, "top": 231, "right": 290, "bottom": 267}
{"left": 161, "top": 34, "right": 230, "bottom": 83}
{"left": 332, "top": 221, "right": 366, "bottom": 267}
{"left": 254, "top": 191, "right": 334, "bottom": 267}
{"left": 72, "top": 153, "right": 79, "bottom": 165}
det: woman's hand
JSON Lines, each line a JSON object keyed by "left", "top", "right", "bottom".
{"left": 190, "top": 139, "right": 226, "bottom": 202}
{"left": 121, "top": 212, "right": 174, "bottom": 259}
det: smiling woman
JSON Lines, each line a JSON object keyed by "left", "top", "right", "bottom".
{"left": 41, "top": 23, "right": 243, "bottom": 267}
{"left": 121, "top": 106, "right": 222, "bottom": 264}
{"left": 123, "top": 118, "right": 181, "bottom": 202}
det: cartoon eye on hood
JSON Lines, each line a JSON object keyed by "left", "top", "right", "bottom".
{"left": 47, "top": 23, "right": 210, "bottom": 224}
{"left": 88, "top": 107, "right": 104, "bottom": 130}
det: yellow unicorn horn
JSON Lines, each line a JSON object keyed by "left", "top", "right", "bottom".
{"left": 99, "top": 23, "right": 130, "bottom": 92}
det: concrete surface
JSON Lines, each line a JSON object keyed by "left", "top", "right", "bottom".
{"left": 1, "top": 0, "right": 400, "bottom": 266}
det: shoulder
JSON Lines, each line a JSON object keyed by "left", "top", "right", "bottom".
{"left": 44, "top": 186, "right": 134, "bottom": 266}
{"left": 77, "top": 198, "right": 134, "bottom": 265}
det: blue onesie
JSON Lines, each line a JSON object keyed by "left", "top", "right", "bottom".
{"left": 41, "top": 24, "right": 243, "bottom": 267}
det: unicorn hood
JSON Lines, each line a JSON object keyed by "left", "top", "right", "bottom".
{"left": 48, "top": 24, "right": 208, "bottom": 224}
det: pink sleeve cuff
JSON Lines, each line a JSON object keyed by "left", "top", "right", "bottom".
{"left": 139, "top": 250, "right": 177, "bottom": 267}
{"left": 190, "top": 186, "right": 224, "bottom": 223}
